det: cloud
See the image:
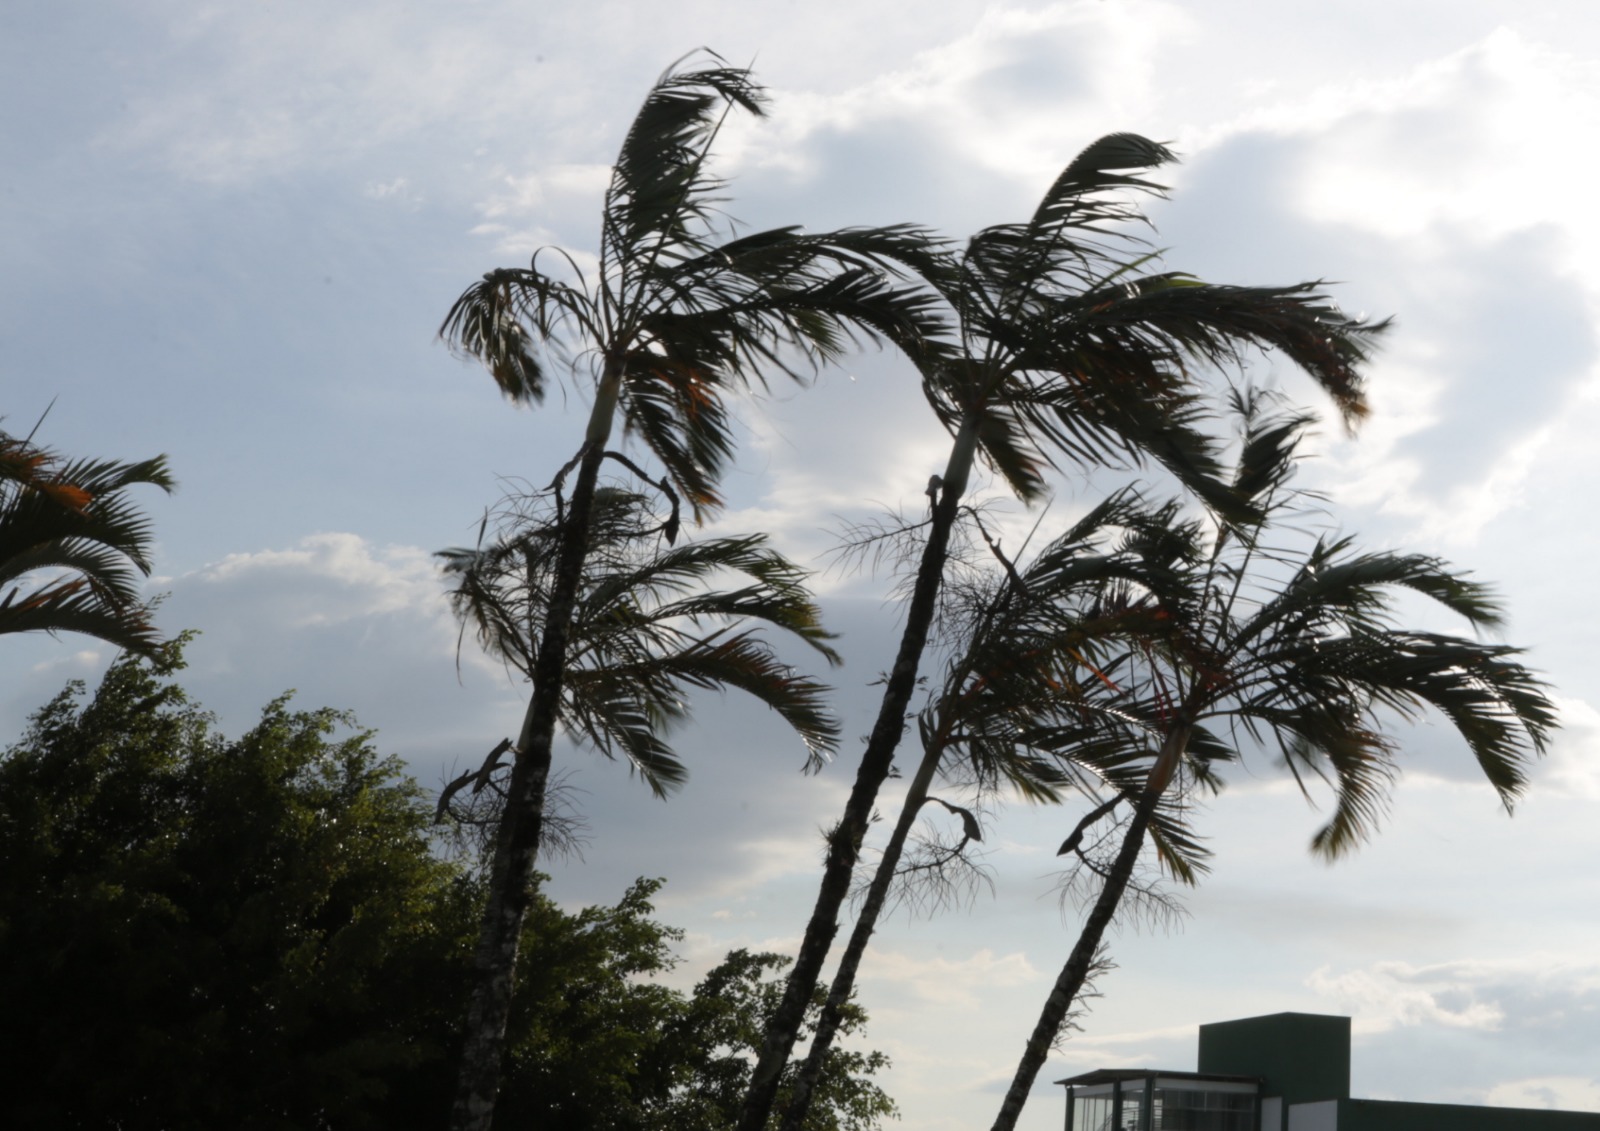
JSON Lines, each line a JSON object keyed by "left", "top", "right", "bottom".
{"left": 1538, "top": 698, "right": 1600, "bottom": 799}
{"left": 1303, "top": 956, "right": 1600, "bottom": 1108}
{"left": 1308, "top": 961, "right": 1509, "bottom": 1033}
{"left": 1485, "top": 1076, "right": 1600, "bottom": 1112}
{"left": 860, "top": 945, "right": 1040, "bottom": 1010}
{"left": 724, "top": 0, "right": 1193, "bottom": 234}
{"left": 1143, "top": 29, "right": 1600, "bottom": 553}
{"left": 152, "top": 533, "right": 522, "bottom": 778}
{"left": 1309, "top": 954, "right": 1600, "bottom": 1046}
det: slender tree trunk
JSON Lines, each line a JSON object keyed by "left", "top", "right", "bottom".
{"left": 449, "top": 371, "right": 621, "bottom": 1131}
{"left": 988, "top": 723, "right": 1191, "bottom": 1131}
{"left": 779, "top": 742, "right": 942, "bottom": 1130}
{"left": 735, "top": 419, "right": 981, "bottom": 1131}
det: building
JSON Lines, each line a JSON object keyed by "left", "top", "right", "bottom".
{"left": 1057, "top": 1012, "right": 1600, "bottom": 1130}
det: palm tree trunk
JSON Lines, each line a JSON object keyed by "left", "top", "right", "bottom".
{"left": 449, "top": 370, "right": 621, "bottom": 1131}
{"left": 736, "top": 419, "right": 981, "bottom": 1131}
{"left": 778, "top": 740, "right": 942, "bottom": 1131}
{"left": 988, "top": 723, "right": 1191, "bottom": 1131}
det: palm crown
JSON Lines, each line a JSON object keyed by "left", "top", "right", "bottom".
{"left": 922, "top": 133, "right": 1387, "bottom": 513}
{"left": 440, "top": 56, "right": 948, "bottom": 519}
{"left": 0, "top": 427, "right": 174, "bottom": 654}
{"left": 989, "top": 392, "right": 1556, "bottom": 1131}
{"left": 438, "top": 484, "right": 841, "bottom": 798}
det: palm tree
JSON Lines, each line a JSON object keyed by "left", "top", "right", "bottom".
{"left": 0, "top": 425, "right": 174, "bottom": 653}
{"left": 437, "top": 55, "right": 948, "bottom": 1131}
{"left": 738, "top": 134, "right": 1388, "bottom": 1131}
{"left": 988, "top": 393, "right": 1557, "bottom": 1131}
{"left": 780, "top": 492, "right": 1215, "bottom": 1131}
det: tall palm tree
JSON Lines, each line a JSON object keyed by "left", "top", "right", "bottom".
{"left": 738, "top": 134, "right": 1388, "bottom": 1131}
{"left": 0, "top": 426, "right": 174, "bottom": 654}
{"left": 780, "top": 492, "right": 1214, "bottom": 1131}
{"left": 988, "top": 393, "right": 1557, "bottom": 1131}
{"left": 437, "top": 56, "right": 948, "bottom": 1131}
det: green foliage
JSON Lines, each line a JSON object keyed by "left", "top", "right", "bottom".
{"left": 503, "top": 880, "right": 897, "bottom": 1131}
{"left": 0, "top": 637, "right": 475, "bottom": 1130}
{"left": 0, "top": 643, "right": 897, "bottom": 1131}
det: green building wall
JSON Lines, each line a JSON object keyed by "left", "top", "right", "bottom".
{"left": 1333, "top": 1099, "right": 1600, "bottom": 1130}
{"left": 1198, "top": 1013, "right": 1350, "bottom": 1108}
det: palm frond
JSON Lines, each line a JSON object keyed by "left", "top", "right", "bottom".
{"left": 1076, "top": 275, "right": 1390, "bottom": 429}
{"left": 0, "top": 431, "right": 173, "bottom": 655}
{"left": 0, "top": 578, "right": 162, "bottom": 654}
{"left": 438, "top": 481, "right": 842, "bottom": 788}
{"left": 605, "top": 56, "right": 765, "bottom": 266}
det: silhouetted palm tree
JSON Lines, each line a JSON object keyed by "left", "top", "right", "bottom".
{"left": 437, "top": 55, "right": 947, "bottom": 1131}
{"left": 989, "top": 393, "right": 1557, "bottom": 1131}
{"left": 781, "top": 491, "right": 1216, "bottom": 1130}
{"left": 0, "top": 426, "right": 173, "bottom": 653}
{"left": 740, "top": 134, "right": 1388, "bottom": 1131}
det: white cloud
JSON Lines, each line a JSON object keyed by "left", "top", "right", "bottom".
{"left": 1308, "top": 956, "right": 1600, "bottom": 1037}
{"left": 1535, "top": 698, "right": 1600, "bottom": 800}
{"left": 861, "top": 945, "right": 1039, "bottom": 1009}
{"left": 149, "top": 533, "right": 523, "bottom": 778}
{"left": 1485, "top": 1076, "right": 1600, "bottom": 1112}
{"left": 363, "top": 176, "right": 423, "bottom": 209}
{"left": 29, "top": 648, "right": 104, "bottom": 676}
{"left": 1308, "top": 961, "right": 1508, "bottom": 1033}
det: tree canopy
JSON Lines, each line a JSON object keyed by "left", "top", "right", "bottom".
{"left": 0, "top": 643, "right": 898, "bottom": 1131}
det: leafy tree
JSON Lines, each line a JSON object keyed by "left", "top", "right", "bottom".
{"left": 504, "top": 879, "right": 897, "bottom": 1131}
{"left": 987, "top": 393, "right": 1557, "bottom": 1131}
{"left": 0, "top": 639, "right": 476, "bottom": 1130}
{"left": 437, "top": 55, "right": 944, "bottom": 1129}
{"left": 0, "top": 423, "right": 174, "bottom": 652}
{"left": 0, "top": 642, "right": 899, "bottom": 1131}
{"left": 740, "top": 134, "right": 1388, "bottom": 1130}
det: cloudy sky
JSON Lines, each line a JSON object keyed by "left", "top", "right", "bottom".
{"left": 7, "top": 1, "right": 1600, "bottom": 1127}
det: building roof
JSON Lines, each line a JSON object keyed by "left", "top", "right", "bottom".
{"left": 1055, "top": 1068, "right": 1263, "bottom": 1088}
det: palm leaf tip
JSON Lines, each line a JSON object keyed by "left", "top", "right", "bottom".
{"left": 439, "top": 272, "right": 549, "bottom": 405}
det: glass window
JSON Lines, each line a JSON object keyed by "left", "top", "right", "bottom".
{"left": 1151, "top": 1087, "right": 1255, "bottom": 1131}
{"left": 1075, "top": 1095, "right": 1115, "bottom": 1131}
{"left": 1120, "top": 1082, "right": 1145, "bottom": 1130}
{"left": 1119, "top": 1096, "right": 1143, "bottom": 1130}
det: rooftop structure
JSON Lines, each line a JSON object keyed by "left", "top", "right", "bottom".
{"left": 1058, "top": 1012, "right": 1600, "bottom": 1130}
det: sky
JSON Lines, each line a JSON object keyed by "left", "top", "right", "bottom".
{"left": 6, "top": 1, "right": 1600, "bottom": 1127}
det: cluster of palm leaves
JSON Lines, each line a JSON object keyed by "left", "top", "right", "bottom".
{"left": 436, "top": 53, "right": 1555, "bottom": 1131}
{"left": 0, "top": 423, "right": 173, "bottom": 654}
{"left": 437, "top": 482, "right": 841, "bottom": 803}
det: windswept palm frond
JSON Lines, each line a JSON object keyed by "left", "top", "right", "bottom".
{"left": 443, "top": 56, "right": 953, "bottom": 521}
{"left": 438, "top": 482, "right": 841, "bottom": 797}
{"left": 911, "top": 133, "right": 1388, "bottom": 527}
